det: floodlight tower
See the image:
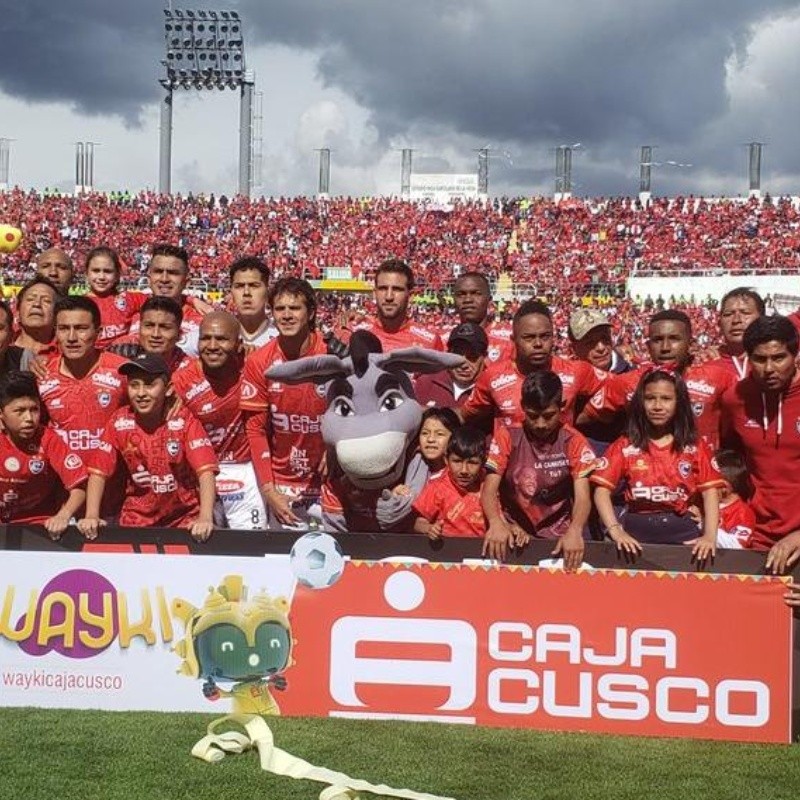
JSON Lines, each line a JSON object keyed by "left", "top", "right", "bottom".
{"left": 639, "top": 145, "right": 653, "bottom": 205}
{"left": 159, "top": 8, "right": 253, "bottom": 196}
{"left": 748, "top": 142, "right": 763, "bottom": 198}
{"left": 554, "top": 146, "right": 572, "bottom": 200}
{"left": 0, "top": 139, "right": 12, "bottom": 191}
{"left": 317, "top": 148, "right": 331, "bottom": 197}
{"left": 476, "top": 147, "right": 489, "bottom": 197}
{"left": 400, "top": 148, "right": 413, "bottom": 198}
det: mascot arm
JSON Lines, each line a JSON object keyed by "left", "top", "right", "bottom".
{"left": 375, "top": 489, "right": 415, "bottom": 531}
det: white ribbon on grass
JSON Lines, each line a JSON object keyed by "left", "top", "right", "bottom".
{"left": 191, "top": 714, "right": 458, "bottom": 800}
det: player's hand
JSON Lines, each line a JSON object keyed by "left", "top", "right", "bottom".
{"left": 482, "top": 518, "right": 514, "bottom": 561}
{"left": 77, "top": 517, "right": 106, "bottom": 540}
{"left": 784, "top": 582, "right": 800, "bottom": 607}
{"left": 189, "top": 296, "right": 216, "bottom": 315}
{"left": 44, "top": 515, "right": 70, "bottom": 540}
{"left": 509, "top": 521, "right": 531, "bottom": 548}
{"left": 190, "top": 519, "right": 214, "bottom": 542}
{"left": 28, "top": 353, "right": 48, "bottom": 380}
{"left": 765, "top": 531, "right": 800, "bottom": 575}
{"left": 263, "top": 488, "right": 301, "bottom": 526}
{"left": 552, "top": 526, "right": 585, "bottom": 573}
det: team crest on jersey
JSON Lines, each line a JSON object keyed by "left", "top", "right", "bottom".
{"left": 64, "top": 454, "right": 83, "bottom": 470}
{"left": 4, "top": 457, "right": 20, "bottom": 472}
{"left": 166, "top": 440, "right": 180, "bottom": 457}
{"left": 28, "top": 459, "right": 44, "bottom": 474}
{"left": 691, "top": 401, "right": 704, "bottom": 417}
{"left": 315, "top": 383, "right": 327, "bottom": 397}
{"left": 487, "top": 345, "right": 500, "bottom": 361}
{"left": 115, "top": 295, "right": 128, "bottom": 311}
{"left": 678, "top": 460, "right": 692, "bottom": 479}
{"left": 97, "top": 391, "right": 112, "bottom": 408}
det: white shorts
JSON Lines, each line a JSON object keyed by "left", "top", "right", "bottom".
{"left": 214, "top": 462, "right": 268, "bottom": 530}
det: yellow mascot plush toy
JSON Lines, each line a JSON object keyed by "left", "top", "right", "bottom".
{"left": 0, "top": 225, "right": 22, "bottom": 253}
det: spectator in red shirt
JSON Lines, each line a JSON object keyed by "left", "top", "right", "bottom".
{"left": 0, "top": 371, "right": 87, "bottom": 538}
{"left": 79, "top": 352, "right": 218, "bottom": 541}
{"left": 35, "top": 247, "right": 74, "bottom": 295}
{"left": 412, "top": 426, "right": 488, "bottom": 539}
{"left": 482, "top": 370, "right": 596, "bottom": 568}
{"left": 721, "top": 316, "right": 800, "bottom": 568}
{"left": 591, "top": 368, "right": 722, "bottom": 557}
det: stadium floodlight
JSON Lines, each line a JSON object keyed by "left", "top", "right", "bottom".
{"left": 208, "top": 10, "right": 218, "bottom": 19}
{"left": 220, "top": 10, "right": 230, "bottom": 19}
{"left": 198, "top": 10, "right": 207, "bottom": 19}
{"left": 174, "top": 9, "right": 183, "bottom": 18}
{"left": 230, "top": 11, "right": 240, "bottom": 20}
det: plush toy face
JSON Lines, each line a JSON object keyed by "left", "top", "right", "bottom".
{"left": 197, "top": 621, "right": 290, "bottom": 682}
{"left": 0, "top": 225, "right": 22, "bottom": 254}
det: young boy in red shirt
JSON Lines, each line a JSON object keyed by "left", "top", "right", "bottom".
{"left": 79, "top": 353, "right": 218, "bottom": 541}
{"left": 412, "top": 426, "right": 488, "bottom": 539}
{"left": 0, "top": 371, "right": 87, "bottom": 539}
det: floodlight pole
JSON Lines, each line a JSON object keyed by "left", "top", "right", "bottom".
{"left": 400, "top": 148, "right": 412, "bottom": 198}
{"left": 159, "top": 89, "right": 173, "bottom": 195}
{"left": 238, "top": 74, "right": 254, "bottom": 197}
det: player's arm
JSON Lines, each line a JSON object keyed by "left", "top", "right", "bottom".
{"left": 78, "top": 473, "right": 108, "bottom": 540}
{"left": 44, "top": 486, "right": 87, "bottom": 540}
{"left": 553, "top": 476, "right": 590, "bottom": 573}
{"left": 189, "top": 469, "right": 217, "bottom": 543}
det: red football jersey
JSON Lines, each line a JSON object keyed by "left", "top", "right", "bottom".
{"left": 720, "top": 375, "right": 800, "bottom": 549}
{"left": 172, "top": 358, "right": 250, "bottom": 464}
{"left": 412, "top": 471, "right": 486, "bottom": 538}
{"left": 0, "top": 427, "right": 87, "bottom": 523}
{"left": 706, "top": 350, "right": 750, "bottom": 382}
{"left": 88, "top": 290, "right": 148, "bottom": 348}
{"left": 719, "top": 495, "right": 756, "bottom": 548}
{"left": 583, "top": 363, "right": 736, "bottom": 449}
{"left": 129, "top": 295, "right": 206, "bottom": 353}
{"left": 484, "top": 322, "right": 515, "bottom": 364}
{"left": 38, "top": 351, "right": 130, "bottom": 453}
{"left": 462, "top": 355, "right": 606, "bottom": 428}
{"left": 89, "top": 406, "right": 218, "bottom": 528}
{"left": 240, "top": 333, "right": 328, "bottom": 490}
{"left": 590, "top": 435, "right": 724, "bottom": 515}
{"left": 487, "top": 423, "right": 597, "bottom": 539}
{"left": 350, "top": 318, "right": 444, "bottom": 352}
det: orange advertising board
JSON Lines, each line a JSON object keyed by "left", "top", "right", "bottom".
{"left": 285, "top": 563, "right": 792, "bottom": 743}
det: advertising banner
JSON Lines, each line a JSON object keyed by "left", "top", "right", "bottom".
{"left": 0, "top": 551, "right": 791, "bottom": 743}
{"left": 409, "top": 174, "right": 479, "bottom": 205}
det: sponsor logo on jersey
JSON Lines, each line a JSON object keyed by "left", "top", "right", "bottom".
{"left": 685, "top": 379, "right": 716, "bottom": 396}
{"left": 64, "top": 454, "right": 83, "bottom": 470}
{"left": 579, "top": 448, "right": 596, "bottom": 464}
{"left": 241, "top": 380, "right": 258, "bottom": 401}
{"left": 490, "top": 373, "right": 517, "bottom": 391}
{"left": 114, "top": 417, "right": 136, "bottom": 431}
{"left": 28, "top": 459, "right": 44, "bottom": 474}
{"left": 167, "top": 418, "right": 186, "bottom": 431}
{"left": 38, "top": 379, "right": 60, "bottom": 395}
{"left": 4, "top": 457, "right": 20, "bottom": 472}
{"left": 189, "top": 437, "right": 210, "bottom": 451}
{"left": 92, "top": 372, "right": 122, "bottom": 389}
{"left": 622, "top": 444, "right": 642, "bottom": 457}
{"left": 186, "top": 380, "right": 210, "bottom": 401}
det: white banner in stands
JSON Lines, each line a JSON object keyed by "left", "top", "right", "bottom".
{"left": 409, "top": 173, "right": 479, "bottom": 205}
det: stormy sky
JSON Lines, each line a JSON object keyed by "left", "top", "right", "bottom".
{"left": 1, "top": 0, "right": 799, "bottom": 197}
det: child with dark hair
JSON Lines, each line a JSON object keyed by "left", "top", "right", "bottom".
{"left": 714, "top": 449, "right": 756, "bottom": 549}
{"left": 417, "top": 406, "right": 461, "bottom": 475}
{"left": 481, "top": 370, "right": 597, "bottom": 568}
{"left": 591, "top": 368, "right": 723, "bottom": 558}
{"left": 412, "top": 426, "right": 488, "bottom": 539}
{"left": 0, "top": 371, "right": 87, "bottom": 538}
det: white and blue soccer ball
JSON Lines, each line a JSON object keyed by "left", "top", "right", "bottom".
{"left": 289, "top": 532, "right": 345, "bottom": 589}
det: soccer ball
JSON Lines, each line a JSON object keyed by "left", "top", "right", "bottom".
{"left": 289, "top": 532, "right": 346, "bottom": 590}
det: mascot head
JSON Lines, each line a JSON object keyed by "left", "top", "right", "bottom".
{"left": 267, "top": 330, "right": 463, "bottom": 490}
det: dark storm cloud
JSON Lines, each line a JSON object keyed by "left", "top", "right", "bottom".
{"left": 0, "top": 0, "right": 167, "bottom": 122}
{"left": 241, "top": 0, "right": 799, "bottom": 146}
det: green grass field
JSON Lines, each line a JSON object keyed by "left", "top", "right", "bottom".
{"left": 2, "top": 709, "right": 800, "bottom": 800}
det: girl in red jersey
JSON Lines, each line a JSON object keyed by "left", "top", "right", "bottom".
{"left": 85, "top": 246, "right": 148, "bottom": 348}
{"left": 591, "top": 368, "right": 723, "bottom": 559}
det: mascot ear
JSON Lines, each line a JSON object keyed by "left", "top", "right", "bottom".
{"left": 266, "top": 354, "right": 351, "bottom": 385}
{"left": 0, "top": 225, "right": 22, "bottom": 254}
{"left": 376, "top": 347, "right": 466, "bottom": 376}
